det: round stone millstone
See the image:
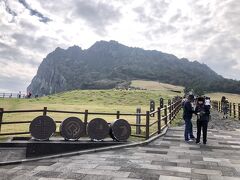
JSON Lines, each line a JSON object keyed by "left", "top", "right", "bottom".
{"left": 110, "top": 119, "right": 131, "bottom": 141}
{"left": 29, "top": 116, "right": 56, "bottom": 140}
{"left": 87, "top": 118, "right": 109, "bottom": 140}
{"left": 60, "top": 117, "right": 85, "bottom": 140}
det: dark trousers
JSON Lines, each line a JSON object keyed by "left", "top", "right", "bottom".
{"left": 196, "top": 120, "right": 208, "bottom": 143}
{"left": 184, "top": 119, "right": 194, "bottom": 141}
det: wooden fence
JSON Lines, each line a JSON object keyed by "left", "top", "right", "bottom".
{"left": 212, "top": 100, "right": 240, "bottom": 120}
{"left": 0, "top": 97, "right": 182, "bottom": 140}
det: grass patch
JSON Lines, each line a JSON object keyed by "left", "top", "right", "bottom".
{"left": 206, "top": 92, "right": 240, "bottom": 104}
{"left": 131, "top": 80, "right": 184, "bottom": 93}
{"left": 171, "top": 109, "right": 184, "bottom": 127}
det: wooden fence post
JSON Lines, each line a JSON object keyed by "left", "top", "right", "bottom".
{"left": 238, "top": 104, "right": 240, "bottom": 121}
{"left": 160, "top": 98, "right": 164, "bottom": 109}
{"left": 174, "top": 100, "right": 177, "bottom": 116}
{"left": 150, "top": 100, "right": 155, "bottom": 117}
{"left": 116, "top": 111, "right": 120, "bottom": 119}
{"left": 220, "top": 101, "right": 222, "bottom": 112}
{"left": 233, "top": 103, "right": 236, "bottom": 118}
{"left": 43, "top": 107, "right": 47, "bottom": 116}
{"left": 145, "top": 111, "right": 150, "bottom": 140}
{"left": 157, "top": 107, "right": 161, "bottom": 134}
{"left": 174, "top": 101, "right": 177, "bottom": 115}
{"left": 164, "top": 105, "right": 167, "bottom": 125}
{"left": 136, "top": 108, "right": 141, "bottom": 134}
{"left": 229, "top": 103, "right": 232, "bottom": 117}
{"left": 168, "top": 100, "right": 172, "bottom": 122}
{"left": 84, "top": 110, "right": 88, "bottom": 135}
{"left": 172, "top": 99, "right": 176, "bottom": 119}
{"left": 0, "top": 108, "right": 3, "bottom": 133}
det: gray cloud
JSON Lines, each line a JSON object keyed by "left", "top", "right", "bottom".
{"left": 2, "top": 0, "right": 17, "bottom": 22}
{"left": 134, "top": 0, "right": 178, "bottom": 40}
{"left": 201, "top": 34, "right": 240, "bottom": 79}
{"left": 133, "top": 7, "right": 155, "bottom": 24}
{"left": 11, "top": 33, "right": 57, "bottom": 53}
{"left": 169, "top": 11, "right": 181, "bottom": 23}
{"left": 0, "top": 75, "right": 29, "bottom": 92}
{"left": 149, "top": 0, "right": 169, "bottom": 18}
{"left": 0, "top": 42, "right": 39, "bottom": 66}
{"left": 19, "top": 21, "right": 38, "bottom": 32}
{"left": 72, "top": 0, "right": 122, "bottom": 35}
{"left": 186, "top": 0, "right": 240, "bottom": 79}
{"left": 134, "top": 0, "right": 169, "bottom": 24}
{"left": 189, "top": 0, "right": 212, "bottom": 18}
{"left": 184, "top": 27, "right": 218, "bottom": 41}
{"left": 18, "top": 0, "right": 52, "bottom": 23}
{"left": 144, "top": 22, "right": 178, "bottom": 41}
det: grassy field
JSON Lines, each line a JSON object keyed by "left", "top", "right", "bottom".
{"left": 131, "top": 80, "right": 184, "bottom": 93}
{"left": 206, "top": 92, "right": 240, "bottom": 103}
{"left": 0, "top": 87, "right": 183, "bottom": 140}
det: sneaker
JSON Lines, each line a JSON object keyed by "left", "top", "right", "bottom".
{"left": 185, "top": 139, "right": 193, "bottom": 142}
{"left": 203, "top": 142, "right": 207, "bottom": 145}
{"left": 196, "top": 141, "right": 201, "bottom": 144}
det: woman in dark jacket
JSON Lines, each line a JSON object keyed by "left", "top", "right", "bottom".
{"left": 195, "top": 97, "right": 210, "bottom": 144}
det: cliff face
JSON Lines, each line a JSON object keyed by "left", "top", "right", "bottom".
{"left": 27, "top": 40, "right": 240, "bottom": 96}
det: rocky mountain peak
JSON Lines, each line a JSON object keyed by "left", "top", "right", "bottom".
{"left": 27, "top": 40, "right": 240, "bottom": 96}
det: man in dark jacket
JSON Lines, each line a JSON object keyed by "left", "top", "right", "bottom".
{"left": 195, "top": 97, "right": 210, "bottom": 144}
{"left": 183, "top": 94, "right": 195, "bottom": 142}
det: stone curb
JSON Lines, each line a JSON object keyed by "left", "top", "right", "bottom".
{"left": 0, "top": 126, "right": 169, "bottom": 166}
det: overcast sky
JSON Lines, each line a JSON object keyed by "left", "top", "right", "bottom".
{"left": 0, "top": 0, "right": 240, "bottom": 92}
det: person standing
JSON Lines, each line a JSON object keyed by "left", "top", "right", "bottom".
{"left": 195, "top": 97, "right": 210, "bottom": 145}
{"left": 18, "top": 91, "right": 21, "bottom": 98}
{"left": 221, "top": 97, "right": 229, "bottom": 119}
{"left": 183, "top": 94, "right": 195, "bottom": 142}
{"left": 181, "top": 95, "right": 187, "bottom": 108}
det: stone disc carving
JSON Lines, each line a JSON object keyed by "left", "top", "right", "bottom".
{"left": 110, "top": 119, "right": 131, "bottom": 141}
{"left": 87, "top": 118, "right": 109, "bottom": 140}
{"left": 29, "top": 116, "right": 56, "bottom": 140}
{"left": 60, "top": 117, "right": 85, "bottom": 140}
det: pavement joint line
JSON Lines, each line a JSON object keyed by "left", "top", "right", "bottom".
{"left": 0, "top": 126, "right": 169, "bottom": 166}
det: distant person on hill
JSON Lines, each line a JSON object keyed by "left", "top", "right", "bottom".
{"left": 221, "top": 96, "right": 225, "bottom": 112}
{"left": 27, "top": 92, "right": 32, "bottom": 98}
{"left": 195, "top": 97, "right": 210, "bottom": 145}
{"left": 221, "top": 96, "right": 229, "bottom": 119}
{"left": 183, "top": 94, "right": 195, "bottom": 142}
{"left": 18, "top": 91, "right": 21, "bottom": 98}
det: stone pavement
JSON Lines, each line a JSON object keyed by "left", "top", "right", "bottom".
{"left": 1, "top": 125, "right": 240, "bottom": 180}
{"left": 208, "top": 110, "right": 240, "bottom": 131}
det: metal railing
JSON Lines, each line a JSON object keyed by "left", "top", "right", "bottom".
{"left": 0, "top": 93, "right": 26, "bottom": 98}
